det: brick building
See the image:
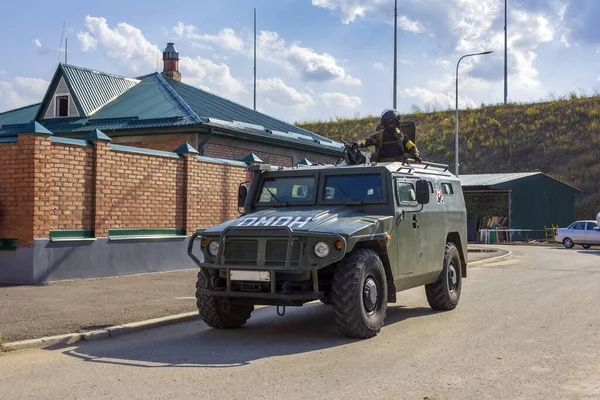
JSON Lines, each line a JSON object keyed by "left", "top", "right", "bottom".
{"left": 0, "top": 43, "right": 343, "bottom": 284}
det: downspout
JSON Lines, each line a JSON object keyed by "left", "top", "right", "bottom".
{"left": 198, "top": 127, "right": 215, "bottom": 156}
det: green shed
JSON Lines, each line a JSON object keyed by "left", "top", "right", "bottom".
{"left": 459, "top": 173, "right": 582, "bottom": 242}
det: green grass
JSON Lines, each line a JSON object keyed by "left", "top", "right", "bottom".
{"left": 297, "top": 95, "right": 600, "bottom": 220}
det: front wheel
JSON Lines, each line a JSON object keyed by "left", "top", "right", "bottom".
{"left": 425, "top": 243, "right": 462, "bottom": 311}
{"left": 563, "top": 238, "right": 574, "bottom": 249}
{"left": 331, "top": 248, "right": 388, "bottom": 339}
{"left": 195, "top": 269, "right": 254, "bottom": 329}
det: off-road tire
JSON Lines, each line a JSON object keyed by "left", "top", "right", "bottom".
{"left": 582, "top": 244, "right": 591, "bottom": 249}
{"left": 195, "top": 269, "right": 254, "bottom": 329}
{"left": 563, "top": 238, "right": 574, "bottom": 249}
{"left": 331, "top": 248, "right": 388, "bottom": 339}
{"left": 425, "top": 243, "right": 462, "bottom": 311}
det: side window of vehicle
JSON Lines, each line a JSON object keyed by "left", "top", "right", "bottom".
{"left": 441, "top": 182, "right": 454, "bottom": 195}
{"left": 396, "top": 181, "right": 417, "bottom": 205}
{"left": 586, "top": 222, "right": 599, "bottom": 230}
{"left": 572, "top": 222, "right": 586, "bottom": 230}
{"left": 428, "top": 181, "right": 434, "bottom": 193}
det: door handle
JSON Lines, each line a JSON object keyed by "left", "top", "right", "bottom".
{"left": 412, "top": 215, "right": 419, "bottom": 229}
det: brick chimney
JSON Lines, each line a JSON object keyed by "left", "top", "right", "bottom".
{"left": 162, "top": 42, "right": 181, "bottom": 82}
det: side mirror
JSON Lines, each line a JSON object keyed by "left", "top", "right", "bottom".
{"left": 238, "top": 184, "right": 248, "bottom": 208}
{"left": 415, "top": 179, "right": 430, "bottom": 205}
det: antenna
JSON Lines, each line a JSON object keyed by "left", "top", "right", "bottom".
{"left": 58, "top": 21, "right": 65, "bottom": 63}
{"left": 157, "top": 47, "right": 159, "bottom": 72}
{"left": 393, "top": 0, "right": 397, "bottom": 109}
{"left": 254, "top": 8, "right": 257, "bottom": 111}
{"left": 65, "top": 38, "right": 68, "bottom": 64}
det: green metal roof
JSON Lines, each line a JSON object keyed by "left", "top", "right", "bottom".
{"left": 36, "top": 64, "right": 139, "bottom": 118}
{"left": 0, "top": 103, "right": 40, "bottom": 134}
{"left": 460, "top": 172, "right": 581, "bottom": 192}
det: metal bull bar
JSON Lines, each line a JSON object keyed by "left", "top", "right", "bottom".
{"left": 187, "top": 226, "right": 347, "bottom": 297}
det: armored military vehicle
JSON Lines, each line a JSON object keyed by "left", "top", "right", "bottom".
{"left": 188, "top": 145, "right": 468, "bottom": 339}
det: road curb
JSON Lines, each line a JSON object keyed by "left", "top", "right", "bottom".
{"left": 468, "top": 248, "right": 513, "bottom": 266}
{"left": 1, "top": 312, "right": 200, "bottom": 353}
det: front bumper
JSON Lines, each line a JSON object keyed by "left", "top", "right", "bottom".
{"left": 187, "top": 226, "right": 347, "bottom": 302}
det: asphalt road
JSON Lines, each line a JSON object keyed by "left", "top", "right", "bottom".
{"left": 1, "top": 245, "right": 599, "bottom": 400}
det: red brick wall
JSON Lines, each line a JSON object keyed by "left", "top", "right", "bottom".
{"left": 0, "top": 136, "right": 251, "bottom": 246}
{"left": 188, "top": 161, "right": 248, "bottom": 229}
{"left": 50, "top": 144, "right": 94, "bottom": 231}
{"left": 104, "top": 150, "right": 184, "bottom": 229}
{"left": 0, "top": 142, "right": 24, "bottom": 241}
{"left": 205, "top": 143, "right": 293, "bottom": 167}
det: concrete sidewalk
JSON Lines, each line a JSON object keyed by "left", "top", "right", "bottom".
{"left": 0, "top": 246, "right": 509, "bottom": 346}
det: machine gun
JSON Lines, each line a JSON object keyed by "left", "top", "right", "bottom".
{"left": 339, "top": 137, "right": 368, "bottom": 165}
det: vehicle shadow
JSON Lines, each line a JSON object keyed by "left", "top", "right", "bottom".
{"left": 56, "top": 303, "right": 437, "bottom": 369}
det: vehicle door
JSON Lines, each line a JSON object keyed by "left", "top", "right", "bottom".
{"left": 569, "top": 221, "right": 587, "bottom": 242}
{"left": 393, "top": 178, "right": 420, "bottom": 277}
{"left": 585, "top": 221, "right": 600, "bottom": 244}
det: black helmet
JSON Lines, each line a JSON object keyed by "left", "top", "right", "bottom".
{"left": 381, "top": 108, "right": 401, "bottom": 126}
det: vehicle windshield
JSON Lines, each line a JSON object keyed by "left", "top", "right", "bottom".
{"left": 256, "top": 176, "right": 316, "bottom": 205}
{"left": 322, "top": 174, "right": 383, "bottom": 203}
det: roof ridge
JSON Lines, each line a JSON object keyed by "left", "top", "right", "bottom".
{"left": 0, "top": 103, "right": 41, "bottom": 117}
{"left": 155, "top": 73, "right": 203, "bottom": 124}
{"left": 60, "top": 63, "right": 140, "bottom": 83}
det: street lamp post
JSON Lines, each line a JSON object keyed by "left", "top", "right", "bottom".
{"left": 455, "top": 50, "right": 493, "bottom": 176}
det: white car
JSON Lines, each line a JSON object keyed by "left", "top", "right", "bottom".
{"left": 555, "top": 220, "right": 600, "bottom": 249}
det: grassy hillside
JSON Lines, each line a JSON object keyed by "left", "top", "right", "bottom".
{"left": 297, "top": 95, "right": 600, "bottom": 221}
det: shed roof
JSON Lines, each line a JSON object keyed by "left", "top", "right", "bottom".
{"left": 460, "top": 172, "right": 581, "bottom": 193}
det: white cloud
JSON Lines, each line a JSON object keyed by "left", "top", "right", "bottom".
{"left": 398, "top": 15, "right": 424, "bottom": 33}
{"left": 373, "top": 62, "right": 384, "bottom": 70}
{"left": 257, "top": 78, "right": 314, "bottom": 110}
{"left": 0, "top": 76, "right": 49, "bottom": 113}
{"left": 34, "top": 39, "right": 51, "bottom": 55}
{"left": 257, "top": 31, "right": 360, "bottom": 85}
{"left": 321, "top": 92, "right": 362, "bottom": 108}
{"left": 174, "top": 22, "right": 244, "bottom": 52}
{"left": 180, "top": 56, "right": 247, "bottom": 101}
{"left": 402, "top": 87, "right": 475, "bottom": 110}
{"left": 0, "top": 70, "right": 7, "bottom": 75}
{"left": 76, "top": 15, "right": 160, "bottom": 73}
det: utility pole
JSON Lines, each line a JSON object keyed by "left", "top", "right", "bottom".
{"left": 393, "top": 0, "right": 397, "bottom": 109}
{"left": 504, "top": 0, "right": 508, "bottom": 104}
{"left": 254, "top": 8, "right": 257, "bottom": 111}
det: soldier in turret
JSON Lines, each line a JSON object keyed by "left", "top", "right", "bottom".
{"left": 353, "top": 109, "right": 421, "bottom": 163}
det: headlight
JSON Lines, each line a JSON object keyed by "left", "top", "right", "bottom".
{"left": 314, "top": 242, "right": 330, "bottom": 258}
{"left": 208, "top": 241, "right": 220, "bottom": 256}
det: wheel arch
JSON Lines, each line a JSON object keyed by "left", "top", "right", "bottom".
{"left": 446, "top": 232, "right": 467, "bottom": 278}
{"left": 352, "top": 240, "right": 397, "bottom": 303}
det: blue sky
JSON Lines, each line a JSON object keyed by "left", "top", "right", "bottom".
{"left": 1, "top": 0, "right": 599, "bottom": 123}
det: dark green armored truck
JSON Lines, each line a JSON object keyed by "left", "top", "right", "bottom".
{"left": 188, "top": 153, "right": 468, "bottom": 339}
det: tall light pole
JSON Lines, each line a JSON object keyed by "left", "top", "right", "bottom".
{"left": 393, "top": 0, "right": 397, "bottom": 109}
{"left": 455, "top": 50, "right": 493, "bottom": 176}
{"left": 504, "top": 0, "right": 508, "bottom": 104}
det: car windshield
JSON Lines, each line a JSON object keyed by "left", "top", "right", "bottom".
{"left": 256, "top": 176, "right": 316, "bottom": 205}
{"left": 322, "top": 174, "right": 383, "bottom": 203}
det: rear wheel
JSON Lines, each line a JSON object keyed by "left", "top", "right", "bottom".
{"left": 425, "top": 243, "right": 462, "bottom": 311}
{"left": 582, "top": 244, "right": 591, "bottom": 249}
{"left": 195, "top": 269, "right": 254, "bottom": 329}
{"left": 563, "top": 238, "right": 574, "bottom": 249}
{"left": 331, "top": 248, "right": 388, "bottom": 339}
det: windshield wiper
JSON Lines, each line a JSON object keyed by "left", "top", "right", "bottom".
{"left": 264, "top": 186, "right": 282, "bottom": 203}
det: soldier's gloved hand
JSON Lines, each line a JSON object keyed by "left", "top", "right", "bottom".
{"left": 413, "top": 156, "right": 422, "bottom": 164}
{"left": 350, "top": 141, "right": 360, "bottom": 150}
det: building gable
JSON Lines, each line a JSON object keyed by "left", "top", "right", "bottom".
{"left": 44, "top": 77, "right": 80, "bottom": 119}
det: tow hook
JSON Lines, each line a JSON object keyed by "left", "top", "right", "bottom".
{"left": 277, "top": 305, "right": 286, "bottom": 316}
{"left": 221, "top": 299, "right": 231, "bottom": 313}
